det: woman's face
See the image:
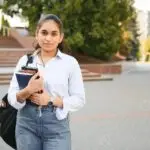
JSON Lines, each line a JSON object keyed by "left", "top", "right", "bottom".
{"left": 36, "top": 20, "right": 63, "bottom": 52}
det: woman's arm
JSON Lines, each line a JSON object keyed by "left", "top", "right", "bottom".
{"left": 16, "top": 87, "right": 32, "bottom": 103}
{"left": 8, "top": 55, "right": 28, "bottom": 109}
{"left": 56, "top": 58, "right": 85, "bottom": 119}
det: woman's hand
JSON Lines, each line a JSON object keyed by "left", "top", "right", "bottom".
{"left": 29, "top": 90, "right": 64, "bottom": 108}
{"left": 26, "top": 72, "right": 44, "bottom": 95}
{"left": 29, "top": 90, "right": 50, "bottom": 106}
{"left": 52, "top": 96, "right": 63, "bottom": 108}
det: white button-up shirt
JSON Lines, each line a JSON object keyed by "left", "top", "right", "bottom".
{"left": 8, "top": 50, "right": 85, "bottom": 120}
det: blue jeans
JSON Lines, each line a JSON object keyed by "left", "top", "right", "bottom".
{"left": 15, "top": 103, "right": 71, "bottom": 150}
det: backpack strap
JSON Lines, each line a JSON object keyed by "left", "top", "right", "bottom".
{"left": 26, "top": 53, "right": 33, "bottom": 66}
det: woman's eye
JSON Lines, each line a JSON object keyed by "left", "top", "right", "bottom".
{"left": 41, "top": 30, "right": 48, "bottom": 36}
{"left": 51, "top": 32, "right": 58, "bottom": 36}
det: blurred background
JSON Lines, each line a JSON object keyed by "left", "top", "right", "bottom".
{"left": 0, "top": 0, "right": 143, "bottom": 62}
{"left": 1, "top": 0, "right": 150, "bottom": 150}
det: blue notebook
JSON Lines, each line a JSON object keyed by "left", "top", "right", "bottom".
{"left": 15, "top": 72, "right": 33, "bottom": 90}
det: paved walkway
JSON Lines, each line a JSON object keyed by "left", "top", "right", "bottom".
{"left": 1, "top": 62, "right": 150, "bottom": 149}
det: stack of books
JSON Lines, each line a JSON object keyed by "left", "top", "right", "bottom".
{"left": 16, "top": 66, "right": 38, "bottom": 90}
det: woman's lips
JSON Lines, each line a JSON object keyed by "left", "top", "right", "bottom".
{"left": 43, "top": 43, "right": 53, "bottom": 46}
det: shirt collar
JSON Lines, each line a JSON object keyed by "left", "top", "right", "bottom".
{"left": 32, "top": 49, "right": 63, "bottom": 59}
{"left": 56, "top": 49, "right": 63, "bottom": 59}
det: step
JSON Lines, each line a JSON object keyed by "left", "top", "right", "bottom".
{"left": 83, "top": 76, "right": 113, "bottom": 81}
{"left": 0, "top": 64, "right": 16, "bottom": 67}
{"left": 0, "top": 80, "right": 10, "bottom": 84}
{"left": 0, "top": 57, "right": 20, "bottom": 59}
{"left": 0, "top": 37, "right": 23, "bottom": 48}
{"left": 81, "top": 69, "right": 89, "bottom": 73}
{"left": 0, "top": 73, "right": 12, "bottom": 84}
{"left": 0, "top": 75, "right": 12, "bottom": 80}
{"left": 0, "top": 59, "right": 18, "bottom": 61}
{"left": 83, "top": 76, "right": 102, "bottom": 81}
{"left": 82, "top": 72, "right": 101, "bottom": 77}
{"left": 0, "top": 61, "right": 18, "bottom": 63}
{"left": 0, "top": 50, "right": 32, "bottom": 57}
{"left": 0, "top": 72, "right": 101, "bottom": 78}
{"left": 0, "top": 61, "right": 18, "bottom": 64}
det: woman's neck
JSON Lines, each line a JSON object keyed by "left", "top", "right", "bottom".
{"left": 38, "top": 49, "right": 58, "bottom": 65}
{"left": 40, "top": 49, "right": 58, "bottom": 58}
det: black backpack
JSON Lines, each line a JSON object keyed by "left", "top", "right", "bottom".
{"left": 0, "top": 53, "right": 33, "bottom": 149}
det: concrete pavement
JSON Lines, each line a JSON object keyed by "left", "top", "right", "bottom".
{"left": 70, "top": 70, "right": 150, "bottom": 150}
{"left": 1, "top": 61, "right": 150, "bottom": 149}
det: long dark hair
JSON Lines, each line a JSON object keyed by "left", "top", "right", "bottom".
{"left": 33, "top": 14, "right": 71, "bottom": 54}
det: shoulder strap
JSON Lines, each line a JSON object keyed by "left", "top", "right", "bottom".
{"left": 26, "top": 53, "right": 33, "bottom": 66}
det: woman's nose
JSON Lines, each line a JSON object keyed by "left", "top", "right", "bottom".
{"left": 45, "top": 34, "right": 52, "bottom": 41}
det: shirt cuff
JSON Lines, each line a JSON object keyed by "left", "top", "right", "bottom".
{"left": 55, "top": 97, "right": 69, "bottom": 120}
{"left": 8, "top": 92, "right": 26, "bottom": 109}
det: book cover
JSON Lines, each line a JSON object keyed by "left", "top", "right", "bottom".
{"left": 15, "top": 72, "right": 33, "bottom": 90}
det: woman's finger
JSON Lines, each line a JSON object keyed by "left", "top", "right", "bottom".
{"left": 31, "top": 99, "right": 39, "bottom": 105}
{"left": 32, "top": 72, "right": 40, "bottom": 80}
{"left": 31, "top": 101, "right": 39, "bottom": 105}
{"left": 29, "top": 93, "right": 39, "bottom": 99}
{"left": 29, "top": 95, "right": 35, "bottom": 100}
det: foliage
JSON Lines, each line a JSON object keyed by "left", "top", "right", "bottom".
{"left": 144, "top": 37, "right": 150, "bottom": 61}
{"left": 144, "top": 36, "right": 150, "bottom": 56}
{"left": 0, "top": 0, "right": 137, "bottom": 60}
{"left": 0, "top": 14, "right": 10, "bottom": 36}
{"left": 119, "top": 10, "right": 140, "bottom": 60}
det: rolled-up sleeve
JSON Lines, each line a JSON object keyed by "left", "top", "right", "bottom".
{"left": 8, "top": 55, "right": 27, "bottom": 109}
{"left": 56, "top": 58, "right": 85, "bottom": 120}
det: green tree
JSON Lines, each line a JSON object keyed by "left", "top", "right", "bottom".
{"left": 119, "top": 9, "right": 140, "bottom": 60}
{"left": 1, "top": 0, "right": 137, "bottom": 60}
{"left": 51, "top": 0, "right": 137, "bottom": 60}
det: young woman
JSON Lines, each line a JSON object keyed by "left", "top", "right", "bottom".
{"left": 8, "top": 14, "right": 85, "bottom": 150}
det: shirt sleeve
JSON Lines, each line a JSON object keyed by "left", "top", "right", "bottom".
{"left": 56, "top": 58, "right": 85, "bottom": 120}
{"left": 8, "top": 55, "right": 28, "bottom": 109}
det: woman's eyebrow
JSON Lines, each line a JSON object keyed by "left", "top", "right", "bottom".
{"left": 51, "top": 31, "right": 59, "bottom": 33}
{"left": 41, "top": 29, "right": 48, "bottom": 32}
{"left": 41, "top": 29, "right": 58, "bottom": 33}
